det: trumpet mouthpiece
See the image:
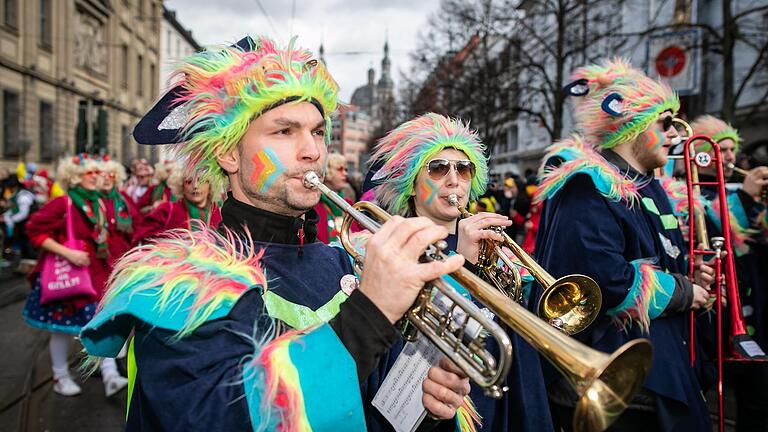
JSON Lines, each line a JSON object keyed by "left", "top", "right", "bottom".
{"left": 726, "top": 163, "right": 736, "bottom": 169}
{"left": 448, "top": 194, "right": 459, "bottom": 206}
{"left": 671, "top": 137, "right": 685, "bottom": 146}
{"left": 303, "top": 171, "right": 321, "bottom": 189}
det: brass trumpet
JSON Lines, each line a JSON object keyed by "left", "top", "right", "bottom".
{"left": 304, "top": 172, "right": 653, "bottom": 432}
{"left": 449, "top": 194, "right": 602, "bottom": 336}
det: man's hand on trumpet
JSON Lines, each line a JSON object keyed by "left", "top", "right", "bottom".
{"left": 742, "top": 166, "right": 768, "bottom": 199}
{"left": 357, "top": 215, "right": 465, "bottom": 324}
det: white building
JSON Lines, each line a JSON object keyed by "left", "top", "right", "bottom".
{"left": 159, "top": 6, "right": 200, "bottom": 93}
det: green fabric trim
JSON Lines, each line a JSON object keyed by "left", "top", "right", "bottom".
{"left": 263, "top": 289, "right": 348, "bottom": 329}
{"left": 643, "top": 197, "right": 678, "bottom": 229}
{"left": 660, "top": 214, "right": 678, "bottom": 230}
{"left": 642, "top": 197, "right": 660, "bottom": 215}
{"left": 126, "top": 337, "right": 136, "bottom": 420}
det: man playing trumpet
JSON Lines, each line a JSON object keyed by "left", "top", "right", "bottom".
{"left": 534, "top": 59, "right": 713, "bottom": 430}
{"left": 79, "top": 35, "right": 472, "bottom": 431}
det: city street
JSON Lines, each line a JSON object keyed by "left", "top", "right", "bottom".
{"left": 0, "top": 271, "right": 125, "bottom": 432}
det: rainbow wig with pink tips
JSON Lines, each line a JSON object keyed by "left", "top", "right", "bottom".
{"left": 689, "top": 115, "right": 742, "bottom": 154}
{"left": 170, "top": 36, "right": 339, "bottom": 193}
{"left": 568, "top": 58, "right": 680, "bottom": 149}
{"left": 369, "top": 113, "right": 489, "bottom": 216}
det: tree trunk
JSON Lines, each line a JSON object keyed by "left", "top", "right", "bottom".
{"left": 553, "top": 0, "right": 566, "bottom": 142}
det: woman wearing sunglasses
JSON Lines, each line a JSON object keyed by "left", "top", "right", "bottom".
{"left": 97, "top": 157, "right": 141, "bottom": 269}
{"left": 22, "top": 153, "right": 129, "bottom": 398}
{"left": 132, "top": 168, "right": 221, "bottom": 245}
{"left": 367, "top": 113, "right": 553, "bottom": 432}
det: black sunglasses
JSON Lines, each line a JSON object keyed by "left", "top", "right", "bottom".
{"left": 660, "top": 116, "right": 674, "bottom": 132}
{"left": 425, "top": 159, "right": 476, "bottom": 181}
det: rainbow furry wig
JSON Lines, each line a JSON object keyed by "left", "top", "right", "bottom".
{"left": 567, "top": 58, "right": 680, "bottom": 149}
{"left": 689, "top": 115, "right": 742, "bottom": 154}
{"left": 170, "top": 36, "right": 339, "bottom": 193}
{"left": 369, "top": 113, "right": 489, "bottom": 216}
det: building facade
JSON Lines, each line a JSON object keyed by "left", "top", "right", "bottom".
{"left": 509, "top": 0, "right": 768, "bottom": 174}
{"left": 0, "top": 0, "right": 162, "bottom": 172}
{"left": 159, "top": 6, "right": 199, "bottom": 91}
{"left": 326, "top": 39, "right": 396, "bottom": 176}
{"left": 329, "top": 107, "right": 374, "bottom": 174}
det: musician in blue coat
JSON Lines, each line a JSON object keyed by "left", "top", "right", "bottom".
{"left": 689, "top": 115, "right": 768, "bottom": 431}
{"left": 366, "top": 113, "right": 554, "bottom": 432}
{"left": 79, "top": 35, "right": 475, "bottom": 432}
{"left": 534, "top": 59, "right": 714, "bottom": 431}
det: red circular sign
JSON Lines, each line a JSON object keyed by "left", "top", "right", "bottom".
{"left": 655, "top": 45, "right": 686, "bottom": 77}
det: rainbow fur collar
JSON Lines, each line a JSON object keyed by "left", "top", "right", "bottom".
{"left": 96, "top": 223, "right": 267, "bottom": 339}
{"left": 658, "top": 175, "right": 704, "bottom": 218}
{"left": 535, "top": 136, "right": 639, "bottom": 205}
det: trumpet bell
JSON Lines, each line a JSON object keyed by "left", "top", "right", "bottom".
{"left": 538, "top": 274, "right": 602, "bottom": 335}
{"left": 573, "top": 340, "right": 653, "bottom": 432}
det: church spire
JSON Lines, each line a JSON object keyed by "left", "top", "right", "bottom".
{"left": 377, "top": 34, "right": 392, "bottom": 89}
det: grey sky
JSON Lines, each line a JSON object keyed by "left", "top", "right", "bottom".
{"left": 163, "top": 0, "right": 442, "bottom": 101}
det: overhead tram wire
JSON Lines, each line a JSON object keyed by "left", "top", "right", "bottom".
{"left": 253, "top": 0, "right": 281, "bottom": 40}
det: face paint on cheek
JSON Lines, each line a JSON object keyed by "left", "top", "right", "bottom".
{"left": 417, "top": 178, "right": 440, "bottom": 206}
{"left": 646, "top": 129, "right": 665, "bottom": 151}
{"left": 250, "top": 147, "right": 286, "bottom": 193}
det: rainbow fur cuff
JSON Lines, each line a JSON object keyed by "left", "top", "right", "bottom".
{"left": 606, "top": 260, "right": 675, "bottom": 332}
{"left": 535, "top": 137, "right": 639, "bottom": 206}
{"left": 81, "top": 226, "right": 266, "bottom": 357}
{"left": 243, "top": 324, "right": 365, "bottom": 431}
{"left": 456, "top": 395, "right": 482, "bottom": 432}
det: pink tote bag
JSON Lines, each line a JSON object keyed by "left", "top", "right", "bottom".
{"left": 39, "top": 198, "right": 96, "bottom": 305}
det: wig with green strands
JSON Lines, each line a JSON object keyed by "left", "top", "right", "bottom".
{"left": 570, "top": 58, "right": 680, "bottom": 149}
{"left": 169, "top": 35, "right": 339, "bottom": 194}
{"left": 369, "top": 113, "right": 489, "bottom": 216}
{"left": 689, "top": 115, "right": 742, "bottom": 153}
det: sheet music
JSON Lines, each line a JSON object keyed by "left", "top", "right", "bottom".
{"left": 372, "top": 290, "right": 487, "bottom": 432}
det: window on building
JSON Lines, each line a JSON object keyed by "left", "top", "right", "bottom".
{"left": 3, "top": 90, "right": 20, "bottom": 158}
{"left": 137, "top": 54, "right": 143, "bottom": 96}
{"left": 39, "top": 101, "right": 54, "bottom": 162}
{"left": 121, "top": 44, "right": 129, "bottom": 88}
{"left": 39, "top": 0, "right": 52, "bottom": 49}
{"left": 137, "top": 0, "right": 144, "bottom": 17}
{"left": 3, "top": 0, "right": 16, "bottom": 29}
{"left": 166, "top": 30, "right": 171, "bottom": 55}
{"left": 150, "top": 63, "right": 156, "bottom": 96}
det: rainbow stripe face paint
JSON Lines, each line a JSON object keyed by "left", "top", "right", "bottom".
{"left": 645, "top": 128, "right": 665, "bottom": 151}
{"left": 418, "top": 178, "right": 440, "bottom": 206}
{"left": 251, "top": 147, "right": 285, "bottom": 193}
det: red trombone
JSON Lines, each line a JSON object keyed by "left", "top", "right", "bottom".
{"left": 670, "top": 118, "right": 767, "bottom": 432}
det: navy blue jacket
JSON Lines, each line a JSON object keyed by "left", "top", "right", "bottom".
{"left": 534, "top": 152, "right": 711, "bottom": 431}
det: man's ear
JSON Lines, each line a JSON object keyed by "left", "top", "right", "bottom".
{"left": 217, "top": 147, "right": 240, "bottom": 174}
